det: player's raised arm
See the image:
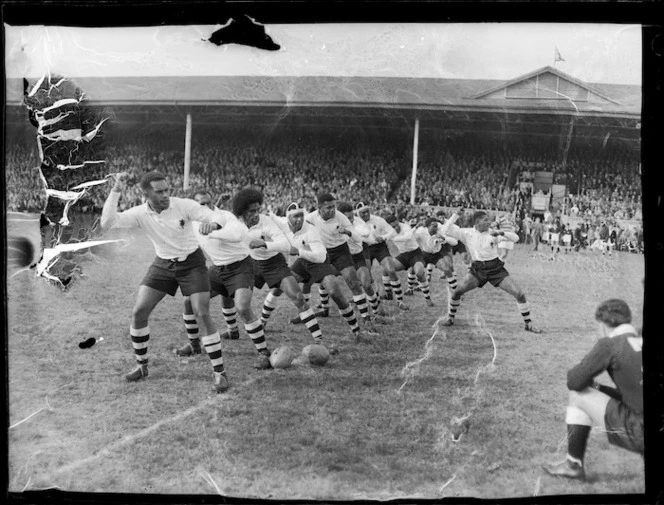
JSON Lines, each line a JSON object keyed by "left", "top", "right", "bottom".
{"left": 101, "top": 172, "right": 139, "bottom": 230}
{"left": 440, "top": 208, "right": 464, "bottom": 240}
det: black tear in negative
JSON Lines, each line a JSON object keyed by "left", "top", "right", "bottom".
{"left": 208, "top": 15, "right": 280, "bottom": 51}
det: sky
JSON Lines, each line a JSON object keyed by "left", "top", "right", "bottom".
{"left": 5, "top": 23, "right": 642, "bottom": 85}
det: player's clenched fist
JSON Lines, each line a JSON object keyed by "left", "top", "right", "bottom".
{"left": 112, "top": 172, "right": 129, "bottom": 192}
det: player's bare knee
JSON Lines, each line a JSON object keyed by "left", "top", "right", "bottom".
{"left": 516, "top": 293, "right": 526, "bottom": 303}
{"left": 236, "top": 305, "right": 254, "bottom": 322}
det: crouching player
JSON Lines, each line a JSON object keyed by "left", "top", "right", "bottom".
{"left": 543, "top": 299, "right": 643, "bottom": 480}
{"left": 439, "top": 209, "right": 542, "bottom": 333}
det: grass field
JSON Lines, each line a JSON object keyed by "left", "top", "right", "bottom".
{"left": 6, "top": 224, "right": 646, "bottom": 500}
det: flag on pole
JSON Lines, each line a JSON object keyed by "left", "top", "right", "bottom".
{"left": 555, "top": 47, "right": 565, "bottom": 63}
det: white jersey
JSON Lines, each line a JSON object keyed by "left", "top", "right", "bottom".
{"left": 414, "top": 224, "right": 458, "bottom": 254}
{"left": 246, "top": 214, "right": 291, "bottom": 261}
{"left": 444, "top": 223, "right": 519, "bottom": 262}
{"left": 193, "top": 208, "right": 249, "bottom": 266}
{"left": 305, "top": 210, "right": 359, "bottom": 249}
{"left": 101, "top": 192, "right": 224, "bottom": 261}
{"left": 360, "top": 214, "right": 397, "bottom": 245}
{"left": 271, "top": 219, "right": 327, "bottom": 264}
{"left": 389, "top": 221, "right": 419, "bottom": 255}
{"left": 346, "top": 217, "right": 372, "bottom": 255}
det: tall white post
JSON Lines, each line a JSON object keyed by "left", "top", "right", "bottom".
{"left": 183, "top": 112, "right": 192, "bottom": 190}
{"left": 410, "top": 118, "right": 420, "bottom": 205}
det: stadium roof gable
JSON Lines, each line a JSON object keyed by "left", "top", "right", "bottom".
{"left": 470, "top": 66, "right": 621, "bottom": 105}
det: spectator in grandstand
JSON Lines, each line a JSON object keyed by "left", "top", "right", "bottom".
{"left": 542, "top": 299, "right": 643, "bottom": 481}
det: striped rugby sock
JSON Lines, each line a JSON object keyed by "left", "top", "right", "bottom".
{"left": 353, "top": 293, "right": 370, "bottom": 321}
{"left": 222, "top": 306, "right": 239, "bottom": 333}
{"left": 367, "top": 292, "right": 380, "bottom": 314}
{"left": 130, "top": 326, "right": 150, "bottom": 366}
{"left": 339, "top": 304, "right": 359, "bottom": 333}
{"left": 382, "top": 275, "right": 392, "bottom": 294}
{"left": 318, "top": 285, "right": 330, "bottom": 310}
{"left": 419, "top": 280, "right": 431, "bottom": 300}
{"left": 446, "top": 274, "right": 458, "bottom": 291}
{"left": 448, "top": 297, "right": 461, "bottom": 319}
{"left": 390, "top": 280, "right": 404, "bottom": 302}
{"left": 517, "top": 302, "right": 532, "bottom": 325}
{"left": 183, "top": 313, "right": 199, "bottom": 344}
{"left": 245, "top": 319, "right": 267, "bottom": 353}
{"left": 407, "top": 271, "right": 417, "bottom": 291}
{"left": 299, "top": 308, "right": 323, "bottom": 344}
{"left": 261, "top": 291, "right": 280, "bottom": 324}
{"left": 201, "top": 332, "right": 224, "bottom": 372}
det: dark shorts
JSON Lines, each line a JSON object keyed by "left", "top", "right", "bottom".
{"left": 422, "top": 250, "right": 445, "bottom": 266}
{"left": 141, "top": 248, "right": 209, "bottom": 296}
{"left": 327, "top": 242, "right": 355, "bottom": 272}
{"left": 208, "top": 256, "right": 255, "bottom": 298}
{"left": 469, "top": 258, "right": 509, "bottom": 288}
{"left": 254, "top": 254, "right": 293, "bottom": 289}
{"left": 605, "top": 399, "right": 644, "bottom": 454}
{"left": 366, "top": 242, "right": 391, "bottom": 264}
{"left": 291, "top": 257, "right": 338, "bottom": 286}
{"left": 394, "top": 248, "right": 426, "bottom": 270}
{"left": 351, "top": 250, "right": 369, "bottom": 271}
{"left": 452, "top": 242, "right": 467, "bottom": 255}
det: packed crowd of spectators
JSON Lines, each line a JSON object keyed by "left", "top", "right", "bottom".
{"left": 6, "top": 127, "right": 641, "bottom": 251}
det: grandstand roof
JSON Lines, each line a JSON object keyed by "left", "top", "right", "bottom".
{"left": 6, "top": 66, "right": 639, "bottom": 119}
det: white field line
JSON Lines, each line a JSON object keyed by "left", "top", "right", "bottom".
{"left": 52, "top": 375, "right": 261, "bottom": 477}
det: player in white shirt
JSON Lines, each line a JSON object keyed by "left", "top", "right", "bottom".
{"left": 384, "top": 215, "right": 434, "bottom": 306}
{"left": 337, "top": 201, "right": 385, "bottom": 316}
{"left": 232, "top": 188, "right": 325, "bottom": 346}
{"left": 439, "top": 209, "right": 542, "bottom": 333}
{"left": 355, "top": 202, "right": 408, "bottom": 310}
{"left": 101, "top": 172, "right": 229, "bottom": 393}
{"left": 305, "top": 193, "right": 377, "bottom": 331}
{"left": 414, "top": 217, "right": 459, "bottom": 293}
{"left": 278, "top": 202, "right": 370, "bottom": 340}
{"left": 175, "top": 190, "right": 272, "bottom": 371}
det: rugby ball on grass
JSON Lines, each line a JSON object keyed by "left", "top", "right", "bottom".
{"left": 302, "top": 344, "right": 330, "bottom": 366}
{"left": 269, "top": 345, "right": 296, "bottom": 369}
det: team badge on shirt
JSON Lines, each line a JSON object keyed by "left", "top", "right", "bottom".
{"left": 179, "top": 219, "right": 185, "bottom": 229}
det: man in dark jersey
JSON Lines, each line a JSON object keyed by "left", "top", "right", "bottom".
{"left": 543, "top": 299, "right": 643, "bottom": 480}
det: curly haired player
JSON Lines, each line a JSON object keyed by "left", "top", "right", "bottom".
{"left": 232, "top": 188, "right": 326, "bottom": 346}
{"left": 175, "top": 189, "right": 272, "bottom": 371}
{"left": 543, "top": 299, "right": 643, "bottom": 480}
{"left": 439, "top": 208, "right": 542, "bottom": 333}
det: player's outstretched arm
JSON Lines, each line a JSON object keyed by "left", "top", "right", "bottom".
{"left": 101, "top": 172, "right": 129, "bottom": 230}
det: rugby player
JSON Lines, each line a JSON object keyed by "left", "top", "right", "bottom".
{"left": 414, "top": 217, "right": 459, "bottom": 293}
{"left": 306, "top": 194, "right": 377, "bottom": 331}
{"left": 101, "top": 172, "right": 229, "bottom": 393}
{"left": 234, "top": 188, "right": 325, "bottom": 345}
{"left": 176, "top": 190, "right": 272, "bottom": 370}
{"left": 336, "top": 201, "right": 384, "bottom": 316}
{"left": 439, "top": 208, "right": 542, "bottom": 333}
{"left": 280, "top": 202, "right": 370, "bottom": 339}
{"left": 384, "top": 215, "right": 434, "bottom": 307}
{"left": 543, "top": 299, "right": 643, "bottom": 480}
{"left": 355, "top": 202, "right": 409, "bottom": 310}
